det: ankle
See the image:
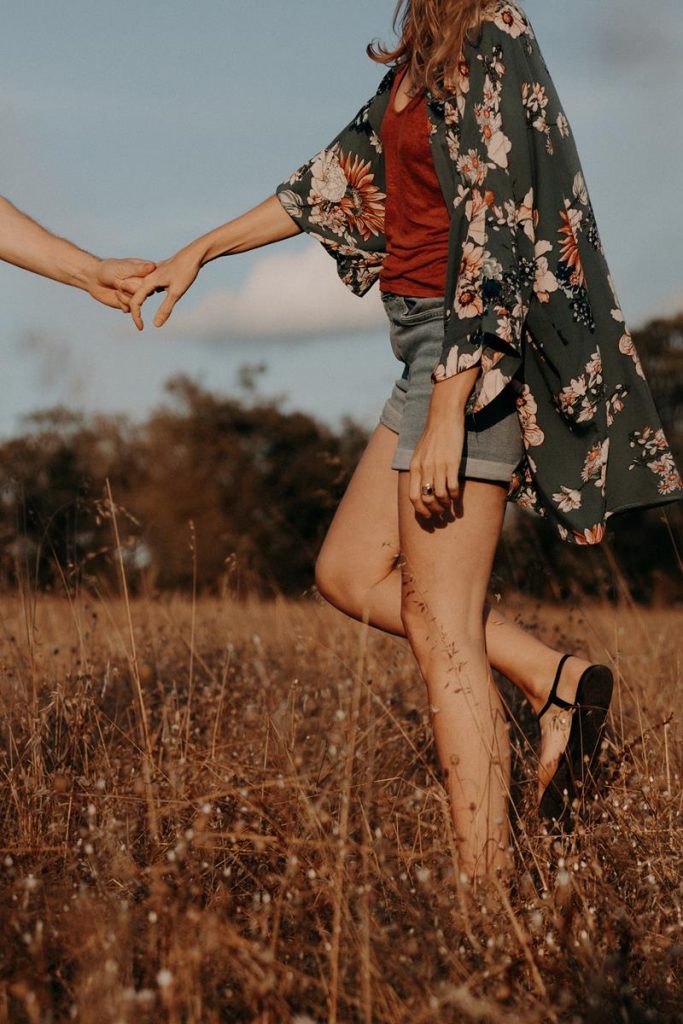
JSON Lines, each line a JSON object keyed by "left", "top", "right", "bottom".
{"left": 521, "top": 652, "right": 565, "bottom": 714}
{"left": 525, "top": 652, "right": 592, "bottom": 715}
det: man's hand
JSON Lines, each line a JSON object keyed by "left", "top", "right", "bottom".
{"left": 0, "top": 197, "right": 156, "bottom": 309}
{"left": 89, "top": 258, "right": 157, "bottom": 312}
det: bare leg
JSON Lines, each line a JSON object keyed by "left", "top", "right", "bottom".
{"left": 397, "top": 472, "right": 511, "bottom": 880}
{"left": 316, "top": 424, "right": 590, "bottom": 805}
{"left": 476, "top": 612, "right": 588, "bottom": 802}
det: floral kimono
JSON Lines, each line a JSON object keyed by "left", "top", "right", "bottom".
{"left": 275, "top": 0, "right": 683, "bottom": 545}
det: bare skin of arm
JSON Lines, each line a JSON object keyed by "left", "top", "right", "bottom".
{"left": 0, "top": 195, "right": 155, "bottom": 311}
{"left": 129, "top": 195, "right": 303, "bottom": 330}
{"left": 128, "top": 191, "right": 478, "bottom": 515}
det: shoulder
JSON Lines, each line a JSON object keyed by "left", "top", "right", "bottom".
{"left": 467, "top": 1, "right": 541, "bottom": 81}
{"left": 479, "top": 1, "right": 535, "bottom": 43}
{"left": 472, "top": 1, "right": 536, "bottom": 66}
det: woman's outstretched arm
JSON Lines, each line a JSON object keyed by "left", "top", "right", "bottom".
{"left": 128, "top": 195, "right": 302, "bottom": 330}
{"left": 0, "top": 196, "right": 156, "bottom": 311}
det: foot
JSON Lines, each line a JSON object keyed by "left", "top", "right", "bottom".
{"left": 530, "top": 654, "right": 593, "bottom": 807}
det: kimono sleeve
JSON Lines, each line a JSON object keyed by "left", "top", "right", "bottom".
{"left": 274, "top": 77, "right": 391, "bottom": 298}
{"left": 431, "top": 17, "right": 538, "bottom": 410}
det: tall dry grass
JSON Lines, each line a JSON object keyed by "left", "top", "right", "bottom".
{"left": 0, "top": 541, "right": 681, "bottom": 1021}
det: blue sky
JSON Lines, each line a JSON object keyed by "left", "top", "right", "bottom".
{"left": 1, "top": 1, "right": 682, "bottom": 441}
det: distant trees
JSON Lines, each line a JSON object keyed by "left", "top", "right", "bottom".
{"left": 0, "top": 373, "right": 367, "bottom": 599}
{"left": 0, "top": 313, "right": 680, "bottom": 603}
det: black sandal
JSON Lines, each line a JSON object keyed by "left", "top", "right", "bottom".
{"left": 536, "top": 653, "right": 614, "bottom": 828}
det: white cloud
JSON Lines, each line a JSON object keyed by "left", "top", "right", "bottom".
{"left": 172, "top": 242, "right": 387, "bottom": 340}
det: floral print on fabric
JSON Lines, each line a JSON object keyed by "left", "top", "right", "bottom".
{"left": 628, "top": 428, "right": 683, "bottom": 497}
{"left": 276, "top": 72, "right": 393, "bottom": 298}
{"left": 430, "top": 27, "right": 538, "bottom": 412}
{"left": 308, "top": 149, "right": 385, "bottom": 240}
{"left": 274, "top": 0, "right": 683, "bottom": 544}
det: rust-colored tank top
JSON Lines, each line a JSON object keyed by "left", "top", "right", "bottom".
{"left": 378, "top": 64, "right": 451, "bottom": 296}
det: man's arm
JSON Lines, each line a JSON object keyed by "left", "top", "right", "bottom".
{"left": 0, "top": 196, "right": 155, "bottom": 311}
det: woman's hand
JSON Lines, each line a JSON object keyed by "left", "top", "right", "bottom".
{"left": 126, "top": 196, "right": 303, "bottom": 332}
{"left": 409, "top": 366, "right": 480, "bottom": 518}
{"left": 409, "top": 414, "right": 466, "bottom": 518}
{"left": 128, "top": 246, "right": 203, "bottom": 331}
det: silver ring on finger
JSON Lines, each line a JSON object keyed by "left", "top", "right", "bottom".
{"left": 421, "top": 483, "right": 434, "bottom": 496}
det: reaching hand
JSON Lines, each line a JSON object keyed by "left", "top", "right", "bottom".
{"left": 127, "top": 249, "right": 202, "bottom": 331}
{"left": 87, "top": 257, "right": 156, "bottom": 311}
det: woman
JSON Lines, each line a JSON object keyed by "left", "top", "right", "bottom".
{"left": 128, "top": 0, "right": 683, "bottom": 883}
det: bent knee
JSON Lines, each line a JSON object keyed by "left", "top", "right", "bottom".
{"left": 315, "top": 549, "right": 388, "bottom": 617}
{"left": 314, "top": 550, "right": 353, "bottom": 608}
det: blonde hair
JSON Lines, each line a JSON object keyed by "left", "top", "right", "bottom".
{"left": 367, "top": 0, "right": 494, "bottom": 100}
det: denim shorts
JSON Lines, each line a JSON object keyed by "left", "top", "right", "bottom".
{"left": 378, "top": 292, "right": 525, "bottom": 483}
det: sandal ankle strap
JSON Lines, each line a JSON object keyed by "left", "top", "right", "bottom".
{"left": 537, "top": 653, "right": 579, "bottom": 720}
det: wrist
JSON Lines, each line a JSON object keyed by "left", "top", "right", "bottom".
{"left": 67, "top": 249, "right": 100, "bottom": 292}
{"left": 430, "top": 367, "right": 479, "bottom": 412}
{"left": 177, "top": 238, "right": 209, "bottom": 269}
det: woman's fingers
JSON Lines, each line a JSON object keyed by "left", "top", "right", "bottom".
{"left": 408, "top": 465, "right": 431, "bottom": 518}
{"left": 446, "top": 460, "right": 461, "bottom": 503}
{"left": 153, "top": 291, "right": 180, "bottom": 328}
{"left": 129, "top": 277, "right": 161, "bottom": 331}
{"left": 118, "top": 275, "right": 146, "bottom": 297}
{"left": 424, "top": 463, "right": 450, "bottom": 516}
{"left": 407, "top": 420, "right": 465, "bottom": 519}
{"left": 409, "top": 462, "right": 442, "bottom": 518}
{"left": 409, "top": 459, "right": 458, "bottom": 519}
{"left": 431, "top": 463, "right": 452, "bottom": 516}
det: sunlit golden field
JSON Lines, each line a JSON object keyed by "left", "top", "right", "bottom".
{"left": 0, "top": 583, "right": 681, "bottom": 1023}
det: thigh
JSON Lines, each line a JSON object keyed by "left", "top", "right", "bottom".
{"left": 316, "top": 421, "right": 402, "bottom": 582}
{"left": 397, "top": 474, "right": 507, "bottom": 641}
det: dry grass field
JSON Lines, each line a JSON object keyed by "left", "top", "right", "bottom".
{"left": 0, "top": 578, "right": 681, "bottom": 1023}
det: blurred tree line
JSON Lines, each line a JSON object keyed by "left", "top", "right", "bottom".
{"left": 0, "top": 314, "right": 681, "bottom": 604}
